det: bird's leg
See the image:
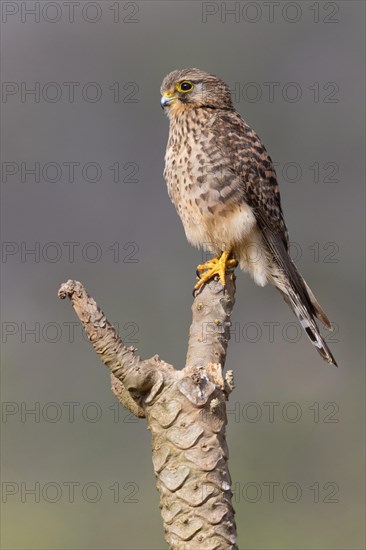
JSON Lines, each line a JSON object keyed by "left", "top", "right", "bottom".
{"left": 195, "top": 250, "right": 237, "bottom": 290}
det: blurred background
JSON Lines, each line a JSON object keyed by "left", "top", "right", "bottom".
{"left": 1, "top": 1, "right": 364, "bottom": 548}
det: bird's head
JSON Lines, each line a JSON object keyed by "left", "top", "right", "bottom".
{"left": 160, "top": 68, "right": 233, "bottom": 116}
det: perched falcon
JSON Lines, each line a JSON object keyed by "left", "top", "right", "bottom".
{"left": 161, "top": 68, "right": 337, "bottom": 366}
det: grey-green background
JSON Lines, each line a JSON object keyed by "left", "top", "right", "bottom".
{"left": 1, "top": 1, "right": 365, "bottom": 548}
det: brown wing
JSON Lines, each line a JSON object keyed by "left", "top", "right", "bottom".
{"left": 211, "top": 110, "right": 289, "bottom": 249}
{"left": 211, "top": 110, "right": 334, "bottom": 341}
{"left": 212, "top": 110, "right": 313, "bottom": 294}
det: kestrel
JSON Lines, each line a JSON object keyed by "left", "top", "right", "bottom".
{"left": 161, "top": 68, "right": 337, "bottom": 366}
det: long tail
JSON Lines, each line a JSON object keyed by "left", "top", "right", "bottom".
{"left": 266, "top": 237, "right": 337, "bottom": 366}
{"left": 276, "top": 280, "right": 337, "bottom": 366}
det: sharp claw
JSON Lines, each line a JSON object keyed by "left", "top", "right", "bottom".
{"left": 193, "top": 283, "right": 203, "bottom": 296}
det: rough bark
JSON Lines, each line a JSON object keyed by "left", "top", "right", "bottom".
{"left": 58, "top": 271, "right": 237, "bottom": 549}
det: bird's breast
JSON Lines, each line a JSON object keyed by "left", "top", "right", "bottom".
{"left": 163, "top": 114, "right": 256, "bottom": 251}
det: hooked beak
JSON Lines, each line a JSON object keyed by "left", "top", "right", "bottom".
{"left": 160, "top": 92, "right": 176, "bottom": 109}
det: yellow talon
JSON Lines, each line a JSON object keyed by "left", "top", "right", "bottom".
{"left": 195, "top": 251, "right": 237, "bottom": 290}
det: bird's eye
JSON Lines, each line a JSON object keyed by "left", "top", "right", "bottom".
{"left": 177, "top": 81, "right": 194, "bottom": 93}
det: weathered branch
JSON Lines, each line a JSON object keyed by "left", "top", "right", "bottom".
{"left": 186, "top": 270, "right": 236, "bottom": 381}
{"left": 58, "top": 270, "right": 237, "bottom": 549}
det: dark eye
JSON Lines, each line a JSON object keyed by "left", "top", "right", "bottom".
{"left": 178, "top": 81, "right": 194, "bottom": 92}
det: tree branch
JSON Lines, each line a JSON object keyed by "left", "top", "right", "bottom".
{"left": 58, "top": 271, "right": 237, "bottom": 549}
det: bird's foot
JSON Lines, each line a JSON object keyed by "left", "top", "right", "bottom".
{"left": 195, "top": 251, "right": 237, "bottom": 291}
